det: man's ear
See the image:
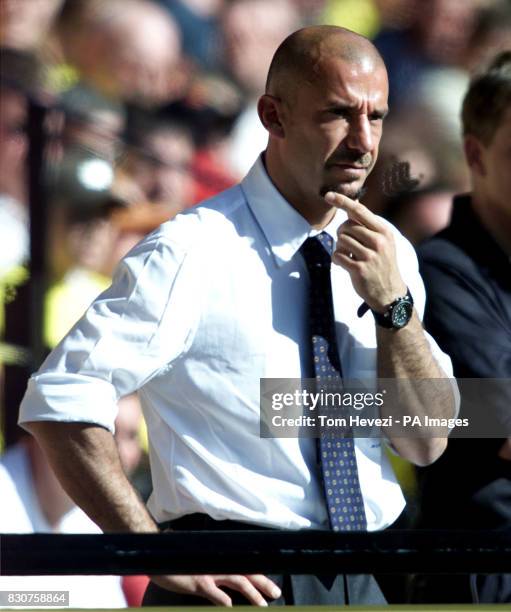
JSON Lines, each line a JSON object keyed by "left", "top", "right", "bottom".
{"left": 257, "top": 94, "right": 286, "bottom": 139}
{"left": 464, "top": 134, "right": 486, "bottom": 176}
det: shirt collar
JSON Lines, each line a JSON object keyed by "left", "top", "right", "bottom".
{"left": 241, "top": 155, "right": 346, "bottom": 267}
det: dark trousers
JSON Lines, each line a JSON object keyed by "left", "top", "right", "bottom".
{"left": 142, "top": 514, "right": 386, "bottom": 607}
{"left": 411, "top": 573, "right": 511, "bottom": 604}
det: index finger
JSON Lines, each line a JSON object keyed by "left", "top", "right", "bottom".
{"left": 325, "top": 191, "right": 386, "bottom": 232}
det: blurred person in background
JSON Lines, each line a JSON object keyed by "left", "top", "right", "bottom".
{"left": 367, "top": 0, "right": 476, "bottom": 210}
{"left": 0, "top": 81, "right": 29, "bottom": 451}
{"left": 107, "top": 113, "right": 197, "bottom": 268}
{"left": 0, "top": 394, "right": 146, "bottom": 608}
{"left": 221, "top": 0, "right": 301, "bottom": 177}
{"left": 359, "top": 1, "right": 511, "bottom": 224}
{"left": 222, "top": 0, "right": 300, "bottom": 98}
{"left": 398, "top": 72, "right": 471, "bottom": 180}
{"left": 0, "top": 73, "right": 31, "bottom": 420}
{"left": 373, "top": 0, "right": 480, "bottom": 108}
{"left": 44, "top": 200, "right": 120, "bottom": 350}
{"left": 0, "top": 0, "right": 64, "bottom": 51}
{"left": 0, "top": 50, "right": 44, "bottom": 277}
{"left": 54, "top": 0, "right": 185, "bottom": 107}
{"left": 292, "top": 0, "right": 327, "bottom": 25}
{"left": 41, "top": 86, "right": 128, "bottom": 349}
{"left": 0, "top": 83, "right": 29, "bottom": 277}
{"left": 43, "top": 85, "right": 126, "bottom": 245}
{"left": 56, "top": 85, "right": 126, "bottom": 164}
{"left": 408, "top": 0, "right": 479, "bottom": 66}
{"left": 40, "top": 84, "right": 123, "bottom": 342}
{"left": 414, "top": 51, "right": 511, "bottom": 605}
{"left": 0, "top": 51, "right": 53, "bottom": 451}
{"left": 384, "top": 188, "right": 453, "bottom": 246}
{"left": 115, "top": 116, "right": 195, "bottom": 217}
{"left": 174, "top": 76, "right": 243, "bottom": 201}
{"left": 394, "top": 0, "right": 511, "bottom": 197}
{"left": 362, "top": 123, "right": 457, "bottom": 214}
{"left": 156, "top": 0, "right": 225, "bottom": 71}
{"left": 463, "top": 0, "right": 511, "bottom": 74}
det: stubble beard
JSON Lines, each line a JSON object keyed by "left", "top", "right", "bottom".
{"left": 320, "top": 182, "right": 367, "bottom": 201}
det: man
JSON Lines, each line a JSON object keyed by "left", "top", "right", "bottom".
{"left": 416, "top": 51, "right": 511, "bottom": 604}
{"left": 19, "top": 26, "right": 456, "bottom": 606}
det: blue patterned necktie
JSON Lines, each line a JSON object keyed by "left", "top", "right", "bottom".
{"left": 300, "top": 232, "right": 367, "bottom": 532}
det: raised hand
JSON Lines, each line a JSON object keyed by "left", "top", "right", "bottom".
{"left": 325, "top": 191, "right": 407, "bottom": 312}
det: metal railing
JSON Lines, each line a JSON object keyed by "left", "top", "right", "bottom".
{"left": 2, "top": 529, "right": 510, "bottom": 576}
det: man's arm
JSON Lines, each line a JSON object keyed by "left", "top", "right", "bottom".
{"left": 375, "top": 314, "right": 453, "bottom": 464}
{"left": 25, "top": 422, "right": 155, "bottom": 532}
{"left": 326, "top": 192, "right": 455, "bottom": 466}
{"left": 25, "top": 421, "right": 280, "bottom": 607}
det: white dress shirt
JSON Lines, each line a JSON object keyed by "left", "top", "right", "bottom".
{"left": 19, "top": 157, "right": 454, "bottom": 531}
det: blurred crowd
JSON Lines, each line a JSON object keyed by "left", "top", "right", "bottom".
{"left": 1, "top": 0, "right": 510, "bottom": 335}
{"left": 0, "top": 0, "right": 510, "bottom": 607}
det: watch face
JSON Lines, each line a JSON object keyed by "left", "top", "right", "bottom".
{"left": 391, "top": 301, "right": 413, "bottom": 328}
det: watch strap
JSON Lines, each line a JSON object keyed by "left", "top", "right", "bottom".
{"left": 357, "top": 288, "right": 414, "bottom": 328}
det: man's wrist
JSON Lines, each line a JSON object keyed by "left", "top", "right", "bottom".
{"left": 373, "top": 287, "right": 414, "bottom": 329}
{"left": 358, "top": 287, "right": 414, "bottom": 329}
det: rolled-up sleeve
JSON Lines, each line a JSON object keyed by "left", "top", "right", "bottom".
{"left": 19, "top": 221, "right": 200, "bottom": 433}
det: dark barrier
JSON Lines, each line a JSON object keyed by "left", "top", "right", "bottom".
{"left": 2, "top": 530, "right": 510, "bottom": 576}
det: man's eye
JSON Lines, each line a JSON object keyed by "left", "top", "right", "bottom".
{"left": 331, "top": 109, "right": 349, "bottom": 119}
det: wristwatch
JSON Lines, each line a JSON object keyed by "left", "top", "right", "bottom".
{"left": 357, "top": 288, "right": 414, "bottom": 329}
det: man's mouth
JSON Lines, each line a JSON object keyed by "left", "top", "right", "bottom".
{"left": 327, "top": 152, "right": 373, "bottom": 170}
{"left": 330, "top": 163, "right": 368, "bottom": 169}
{"left": 328, "top": 163, "right": 369, "bottom": 174}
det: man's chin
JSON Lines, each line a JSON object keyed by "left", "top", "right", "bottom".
{"left": 320, "top": 181, "right": 366, "bottom": 201}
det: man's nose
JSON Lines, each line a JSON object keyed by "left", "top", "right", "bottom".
{"left": 345, "top": 115, "right": 373, "bottom": 153}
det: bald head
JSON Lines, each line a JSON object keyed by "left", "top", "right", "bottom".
{"left": 266, "top": 25, "right": 386, "bottom": 98}
{"left": 58, "top": 0, "right": 181, "bottom": 104}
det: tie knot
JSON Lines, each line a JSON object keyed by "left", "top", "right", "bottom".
{"left": 300, "top": 232, "right": 334, "bottom": 269}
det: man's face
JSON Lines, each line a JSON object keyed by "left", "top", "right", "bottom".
{"left": 129, "top": 131, "right": 194, "bottom": 207}
{"left": 278, "top": 56, "right": 388, "bottom": 204}
{"left": 479, "top": 107, "right": 511, "bottom": 211}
